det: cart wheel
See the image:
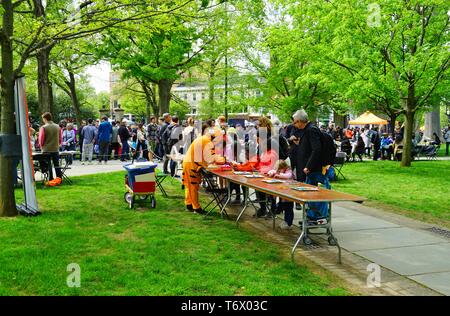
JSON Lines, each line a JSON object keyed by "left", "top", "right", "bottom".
{"left": 138, "top": 195, "right": 149, "bottom": 200}
{"left": 124, "top": 192, "right": 134, "bottom": 209}
{"left": 328, "top": 236, "right": 337, "bottom": 246}
{"left": 124, "top": 192, "right": 131, "bottom": 203}
{"left": 150, "top": 195, "right": 156, "bottom": 208}
{"left": 303, "top": 236, "right": 312, "bottom": 246}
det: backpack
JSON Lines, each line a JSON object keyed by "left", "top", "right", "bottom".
{"left": 162, "top": 124, "right": 173, "bottom": 146}
{"left": 320, "top": 131, "right": 337, "bottom": 166}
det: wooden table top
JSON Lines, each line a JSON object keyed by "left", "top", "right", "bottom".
{"left": 206, "top": 168, "right": 366, "bottom": 203}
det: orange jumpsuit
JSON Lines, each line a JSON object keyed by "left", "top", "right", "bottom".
{"left": 182, "top": 135, "right": 224, "bottom": 210}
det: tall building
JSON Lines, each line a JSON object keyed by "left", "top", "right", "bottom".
{"left": 109, "top": 71, "right": 122, "bottom": 115}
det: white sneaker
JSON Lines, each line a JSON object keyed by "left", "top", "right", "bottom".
{"left": 88, "top": 161, "right": 93, "bottom": 165}
{"left": 279, "top": 221, "right": 292, "bottom": 230}
{"left": 104, "top": 161, "right": 107, "bottom": 165}
{"left": 98, "top": 161, "right": 102, "bottom": 165}
{"left": 81, "top": 162, "right": 85, "bottom": 165}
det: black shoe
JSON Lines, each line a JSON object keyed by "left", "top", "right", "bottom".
{"left": 194, "top": 208, "right": 206, "bottom": 215}
{"left": 254, "top": 208, "right": 267, "bottom": 218}
{"left": 186, "top": 204, "right": 193, "bottom": 212}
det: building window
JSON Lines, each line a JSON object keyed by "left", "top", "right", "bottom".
{"left": 256, "top": 90, "right": 261, "bottom": 97}
{"left": 201, "top": 93, "right": 205, "bottom": 100}
{"left": 193, "top": 93, "right": 197, "bottom": 101}
{"left": 184, "top": 94, "right": 188, "bottom": 100}
{"left": 192, "top": 108, "right": 197, "bottom": 114}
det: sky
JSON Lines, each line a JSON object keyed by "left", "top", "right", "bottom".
{"left": 86, "top": 61, "right": 111, "bottom": 94}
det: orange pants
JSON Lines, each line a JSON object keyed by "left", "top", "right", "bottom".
{"left": 182, "top": 162, "right": 203, "bottom": 210}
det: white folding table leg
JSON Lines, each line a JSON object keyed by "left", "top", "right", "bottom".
{"left": 236, "top": 186, "right": 250, "bottom": 227}
{"left": 291, "top": 203, "right": 306, "bottom": 260}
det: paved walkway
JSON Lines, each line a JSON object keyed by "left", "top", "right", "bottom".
{"left": 35, "top": 160, "right": 449, "bottom": 295}
{"left": 308, "top": 202, "right": 450, "bottom": 295}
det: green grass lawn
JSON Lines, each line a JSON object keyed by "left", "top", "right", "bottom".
{"left": 1, "top": 172, "right": 349, "bottom": 296}
{"left": 332, "top": 160, "right": 450, "bottom": 228}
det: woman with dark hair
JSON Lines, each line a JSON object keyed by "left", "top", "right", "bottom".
{"left": 431, "top": 132, "right": 441, "bottom": 146}
{"left": 232, "top": 131, "right": 279, "bottom": 217}
{"left": 352, "top": 135, "right": 365, "bottom": 162}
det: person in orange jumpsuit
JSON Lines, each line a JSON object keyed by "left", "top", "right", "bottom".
{"left": 182, "top": 125, "right": 225, "bottom": 214}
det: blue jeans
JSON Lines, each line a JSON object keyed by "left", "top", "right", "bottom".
{"left": 278, "top": 202, "right": 294, "bottom": 226}
{"left": 305, "top": 171, "right": 331, "bottom": 219}
{"left": 121, "top": 140, "right": 129, "bottom": 161}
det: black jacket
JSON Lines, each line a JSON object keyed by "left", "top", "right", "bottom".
{"left": 292, "top": 122, "right": 322, "bottom": 177}
{"left": 118, "top": 126, "right": 130, "bottom": 142}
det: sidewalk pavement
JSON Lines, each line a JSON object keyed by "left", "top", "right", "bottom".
{"left": 302, "top": 202, "right": 450, "bottom": 295}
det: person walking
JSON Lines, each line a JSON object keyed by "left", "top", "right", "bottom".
{"left": 97, "top": 116, "right": 112, "bottom": 164}
{"left": 159, "top": 113, "right": 172, "bottom": 174}
{"left": 444, "top": 125, "right": 450, "bottom": 156}
{"left": 78, "top": 120, "right": 86, "bottom": 161}
{"left": 110, "top": 121, "right": 120, "bottom": 160}
{"left": 118, "top": 119, "right": 131, "bottom": 161}
{"left": 372, "top": 126, "right": 381, "bottom": 161}
{"left": 167, "top": 116, "right": 183, "bottom": 177}
{"left": 81, "top": 119, "right": 97, "bottom": 165}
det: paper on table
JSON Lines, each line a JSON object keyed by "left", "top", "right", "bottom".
{"left": 262, "top": 179, "right": 285, "bottom": 184}
{"left": 291, "top": 186, "right": 319, "bottom": 192}
{"left": 233, "top": 171, "right": 252, "bottom": 175}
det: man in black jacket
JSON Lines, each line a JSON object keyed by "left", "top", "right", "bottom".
{"left": 291, "top": 109, "right": 322, "bottom": 182}
{"left": 118, "top": 120, "right": 131, "bottom": 161}
{"left": 159, "top": 113, "right": 172, "bottom": 174}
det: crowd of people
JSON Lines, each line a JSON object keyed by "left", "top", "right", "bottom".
{"left": 32, "top": 109, "right": 449, "bottom": 215}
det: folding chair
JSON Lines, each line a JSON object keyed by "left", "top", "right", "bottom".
{"left": 333, "top": 152, "right": 347, "bottom": 180}
{"left": 58, "top": 156, "right": 73, "bottom": 185}
{"left": 201, "top": 169, "right": 228, "bottom": 218}
{"left": 156, "top": 173, "right": 168, "bottom": 197}
{"left": 426, "top": 144, "right": 440, "bottom": 161}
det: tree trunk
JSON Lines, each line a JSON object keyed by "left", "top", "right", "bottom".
{"left": 389, "top": 113, "right": 398, "bottom": 136}
{"left": 68, "top": 72, "right": 82, "bottom": 128}
{"left": 37, "top": 46, "right": 54, "bottom": 116}
{"left": 208, "top": 70, "right": 216, "bottom": 115}
{"left": 423, "top": 104, "right": 441, "bottom": 142}
{"left": 141, "top": 82, "right": 158, "bottom": 121}
{"left": 333, "top": 111, "right": 347, "bottom": 128}
{"left": 401, "top": 83, "right": 416, "bottom": 167}
{"left": 158, "top": 79, "right": 173, "bottom": 116}
{"left": 0, "top": 0, "right": 18, "bottom": 216}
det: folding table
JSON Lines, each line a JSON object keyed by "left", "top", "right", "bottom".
{"left": 204, "top": 168, "right": 365, "bottom": 263}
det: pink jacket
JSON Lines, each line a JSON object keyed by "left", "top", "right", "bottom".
{"left": 268, "top": 168, "right": 293, "bottom": 180}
